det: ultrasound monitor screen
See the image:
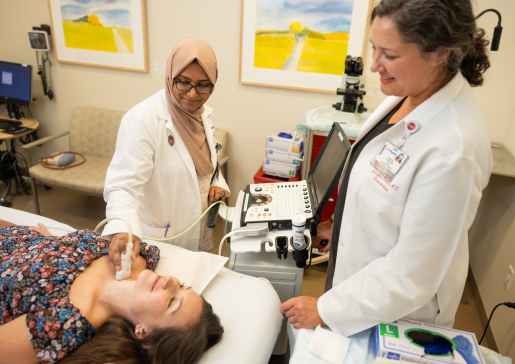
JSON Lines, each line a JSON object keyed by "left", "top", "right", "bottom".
{"left": 311, "top": 126, "right": 351, "bottom": 204}
{"left": 0, "top": 61, "right": 32, "bottom": 105}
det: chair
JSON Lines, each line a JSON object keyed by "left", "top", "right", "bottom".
{"left": 22, "top": 107, "right": 125, "bottom": 215}
{"left": 22, "top": 107, "right": 230, "bottom": 215}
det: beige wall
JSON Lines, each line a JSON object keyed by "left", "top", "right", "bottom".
{"left": 2, "top": 0, "right": 347, "bottom": 206}
{"left": 3, "top": 0, "right": 515, "bottom": 355}
{"left": 467, "top": 1, "right": 515, "bottom": 359}
{"left": 3, "top": 0, "right": 514, "bottom": 203}
{"left": 469, "top": 174, "right": 515, "bottom": 357}
{"left": 504, "top": 112, "right": 515, "bottom": 154}
{"left": 471, "top": 0, "right": 515, "bottom": 152}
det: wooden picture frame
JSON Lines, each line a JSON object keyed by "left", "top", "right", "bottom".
{"left": 239, "top": 0, "right": 373, "bottom": 93}
{"left": 47, "top": 0, "right": 148, "bottom": 72}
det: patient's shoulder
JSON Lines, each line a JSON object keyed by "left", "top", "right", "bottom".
{"left": 139, "top": 242, "right": 160, "bottom": 270}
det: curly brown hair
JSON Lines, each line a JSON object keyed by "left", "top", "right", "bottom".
{"left": 59, "top": 297, "right": 223, "bottom": 364}
{"left": 371, "top": 0, "right": 490, "bottom": 87}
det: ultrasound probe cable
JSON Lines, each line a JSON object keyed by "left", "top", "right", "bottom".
{"left": 95, "top": 201, "right": 228, "bottom": 280}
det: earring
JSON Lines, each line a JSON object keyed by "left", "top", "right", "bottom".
{"left": 135, "top": 329, "right": 139, "bottom": 335}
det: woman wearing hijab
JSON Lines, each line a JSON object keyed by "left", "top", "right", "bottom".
{"left": 102, "top": 38, "right": 229, "bottom": 269}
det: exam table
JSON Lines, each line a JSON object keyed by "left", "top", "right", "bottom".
{"left": 0, "top": 207, "right": 283, "bottom": 364}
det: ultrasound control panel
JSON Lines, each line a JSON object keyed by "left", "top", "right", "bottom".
{"left": 240, "top": 182, "right": 314, "bottom": 229}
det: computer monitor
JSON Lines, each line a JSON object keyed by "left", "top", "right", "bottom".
{"left": 308, "top": 122, "right": 352, "bottom": 216}
{"left": 0, "top": 61, "right": 32, "bottom": 106}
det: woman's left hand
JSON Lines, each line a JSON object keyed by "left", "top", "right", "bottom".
{"left": 280, "top": 296, "right": 326, "bottom": 329}
{"left": 29, "top": 223, "right": 53, "bottom": 236}
{"left": 209, "top": 186, "right": 229, "bottom": 205}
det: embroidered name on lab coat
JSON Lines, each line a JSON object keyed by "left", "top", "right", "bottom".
{"left": 372, "top": 170, "right": 399, "bottom": 192}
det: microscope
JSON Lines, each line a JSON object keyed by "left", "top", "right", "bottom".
{"left": 332, "top": 55, "right": 367, "bottom": 124}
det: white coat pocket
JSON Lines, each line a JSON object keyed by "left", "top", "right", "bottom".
{"left": 356, "top": 184, "right": 403, "bottom": 246}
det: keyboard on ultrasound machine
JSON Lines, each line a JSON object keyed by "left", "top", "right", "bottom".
{"left": 241, "top": 182, "right": 314, "bottom": 230}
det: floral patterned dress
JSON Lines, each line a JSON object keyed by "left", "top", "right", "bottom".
{"left": 0, "top": 226, "right": 160, "bottom": 364}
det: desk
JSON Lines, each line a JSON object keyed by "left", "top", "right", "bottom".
{"left": 491, "top": 144, "right": 515, "bottom": 178}
{"left": 0, "top": 116, "right": 39, "bottom": 141}
{"left": 0, "top": 116, "right": 40, "bottom": 207}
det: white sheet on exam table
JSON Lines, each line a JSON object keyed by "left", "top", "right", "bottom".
{"left": 0, "top": 207, "right": 283, "bottom": 364}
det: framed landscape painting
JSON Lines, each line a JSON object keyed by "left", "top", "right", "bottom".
{"left": 240, "top": 0, "right": 372, "bottom": 93}
{"left": 48, "top": 0, "right": 148, "bottom": 72}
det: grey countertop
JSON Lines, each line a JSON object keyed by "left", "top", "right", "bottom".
{"left": 491, "top": 145, "right": 515, "bottom": 178}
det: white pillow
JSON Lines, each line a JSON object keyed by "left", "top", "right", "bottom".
{"left": 145, "top": 239, "right": 227, "bottom": 294}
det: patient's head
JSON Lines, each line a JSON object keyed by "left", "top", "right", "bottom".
{"left": 131, "top": 270, "right": 204, "bottom": 335}
{"left": 140, "top": 296, "right": 224, "bottom": 363}
{"left": 60, "top": 272, "right": 224, "bottom": 364}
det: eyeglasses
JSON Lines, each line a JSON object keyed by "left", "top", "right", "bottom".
{"left": 173, "top": 80, "right": 213, "bottom": 94}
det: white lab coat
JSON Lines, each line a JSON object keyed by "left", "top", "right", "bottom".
{"left": 318, "top": 73, "right": 493, "bottom": 337}
{"left": 102, "top": 89, "right": 230, "bottom": 251}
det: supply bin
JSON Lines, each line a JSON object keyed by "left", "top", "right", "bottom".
{"left": 253, "top": 167, "right": 301, "bottom": 184}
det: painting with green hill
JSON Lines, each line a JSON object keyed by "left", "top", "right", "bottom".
{"left": 254, "top": 0, "right": 354, "bottom": 75}
{"left": 59, "top": 0, "right": 133, "bottom": 54}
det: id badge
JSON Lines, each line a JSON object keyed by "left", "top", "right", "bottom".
{"left": 370, "top": 140, "right": 409, "bottom": 182}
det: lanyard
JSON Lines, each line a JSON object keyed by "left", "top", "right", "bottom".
{"left": 396, "top": 120, "right": 420, "bottom": 149}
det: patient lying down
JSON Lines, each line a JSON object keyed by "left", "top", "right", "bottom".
{"left": 0, "top": 221, "right": 223, "bottom": 364}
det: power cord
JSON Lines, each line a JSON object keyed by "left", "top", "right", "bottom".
{"left": 478, "top": 302, "right": 515, "bottom": 344}
{"left": 218, "top": 232, "right": 235, "bottom": 256}
{"left": 303, "top": 247, "right": 313, "bottom": 269}
{"left": 35, "top": 51, "right": 54, "bottom": 100}
{"left": 217, "top": 223, "right": 270, "bottom": 256}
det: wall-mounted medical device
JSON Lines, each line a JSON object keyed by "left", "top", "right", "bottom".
{"left": 27, "top": 30, "right": 51, "bottom": 51}
{"left": 29, "top": 25, "right": 53, "bottom": 100}
{"left": 332, "top": 55, "right": 367, "bottom": 124}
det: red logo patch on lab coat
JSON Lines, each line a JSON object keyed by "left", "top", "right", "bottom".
{"left": 168, "top": 135, "right": 174, "bottom": 146}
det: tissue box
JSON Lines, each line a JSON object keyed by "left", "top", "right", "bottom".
{"left": 266, "top": 148, "right": 303, "bottom": 166}
{"left": 373, "top": 318, "right": 484, "bottom": 364}
{"left": 267, "top": 134, "right": 304, "bottom": 153}
{"left": 262, "top": 159, "right": 300, "bottom": 178}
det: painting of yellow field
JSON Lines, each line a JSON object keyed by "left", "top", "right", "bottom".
{"left": 59, "top": 0, "right": 133, "bottom": 54}
{"left": 254, "top": 0, "right": 353, "bottom": 75}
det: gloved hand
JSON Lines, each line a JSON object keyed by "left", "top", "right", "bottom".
{"left": 453, "top": 335, "right": 479, "bottom": 364}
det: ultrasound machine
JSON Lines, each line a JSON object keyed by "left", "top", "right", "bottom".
{"left": 240, "top": 122, "right": 352, "bottom": 232}
{"left": 225, "top": 122, "right": 352, "bottom": 354}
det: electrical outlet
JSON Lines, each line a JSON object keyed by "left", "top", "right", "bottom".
{"left": 504, "top": 265, "right": 514, "bottom": 291}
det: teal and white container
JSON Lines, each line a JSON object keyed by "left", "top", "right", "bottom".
{"left": 292, "top": 214, "right": 307, "bottom": 250}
